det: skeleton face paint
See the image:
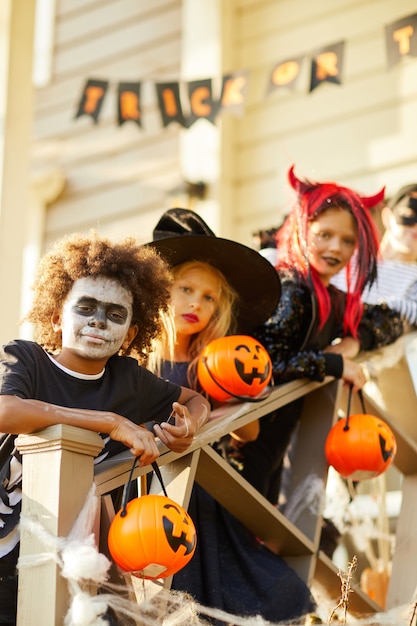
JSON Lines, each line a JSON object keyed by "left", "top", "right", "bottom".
{"left": 54, "top": 276, "right": 134, "bottom": 366}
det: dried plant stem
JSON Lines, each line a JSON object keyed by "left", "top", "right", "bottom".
{"left": 409, "top": 600, "right": 417, "bottom": 626}
{"left": 328, "top": 556, "right": 358, "bottom": 624}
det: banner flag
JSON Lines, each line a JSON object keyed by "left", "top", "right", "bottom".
{"left": 309, "top": 41, "right": 345, "bottom": 92}
{"left": 218, "top": 70, "right": 249, "bottom": 116}
{"left": 74, "top": 78, "right": 109, "bottom": 123}
{"left": 385, "top": 13, "right": 417, "bottom": 68}
{"left": 267, "top": 56, "right": 304, "bottom": 96}
{"left": 187, "top": 79, "right": 218, "bottom": 126}
{"left": 155, "top": 82, "right": 187, "bottom": 128}
{"left": 118, "top": 82, "right": 142, "bottom": 126}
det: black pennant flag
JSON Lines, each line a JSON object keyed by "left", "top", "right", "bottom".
{"left": 155, "top": 82, "right": 187, "bottom": 128}
{"left": 187, "top": 79, "right": 217, "bottom": 126}
{"left": 385, "top": 13, "right": 417, "bottom": 68}
{"left": 266, "top": 56, "right": 304, "bottom": 96}
{"left": 310, "top": 41, "right": 345, "bottom": 92}
{"left": 117, "top": 82, "right": 142, "bottom": 126}
{"left": 218, "top": 70, "right": 249, "bottom": 117}
{"left": 75, "top": 78, "right": 109, "bottom": 123}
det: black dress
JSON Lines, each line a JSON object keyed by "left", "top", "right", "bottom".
{"left": 161, "top": 361, "right": 316, "bottom": 624}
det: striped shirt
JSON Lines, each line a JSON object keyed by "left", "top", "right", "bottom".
{"left": 332, "top": 260, "right": 417, "bottom": 326}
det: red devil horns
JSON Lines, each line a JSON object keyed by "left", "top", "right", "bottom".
{"left": 288, "top": 165, "right": 311, "bottom": 196}
{"left": 288, "top": 165, "right": 385, "bottom": 208}
{"left": 359, "top": 187, "right": 385, "bottom": 208}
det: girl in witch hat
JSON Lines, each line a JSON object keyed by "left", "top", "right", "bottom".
{"left": 147, "top": 207, "right": 281, "bottom": 447}
{"left": 145, "top": 209, "right": 316, "bottom": 623}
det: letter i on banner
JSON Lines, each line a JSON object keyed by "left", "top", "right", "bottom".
{"left": 155, "top": 82, "right": 187, "bottom": 128}
{"left": 309, "top": 41, "right": 345, "bottom": 92}
{"left": 74, "top": 78, "right": 109, "bottom": 123}
{"left": 118, "top": 82, "right": 142, "bottom": 126}
{"left": 385, "top": 13, "right": 417, "bottom": 68}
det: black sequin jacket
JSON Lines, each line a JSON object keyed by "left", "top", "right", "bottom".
{"left": 253, "top": 269, "right": 404, "bottom": 385}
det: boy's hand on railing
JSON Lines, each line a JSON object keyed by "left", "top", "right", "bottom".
{"left": 153, "top": 401, "right": 196, "bottom": 453}
{"left": 109, "top": 419, "right": 160, "bottom": 466}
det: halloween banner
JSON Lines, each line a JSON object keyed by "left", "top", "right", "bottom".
{"left": 118, "top": 81, "right": 142, "bottom": 126}
{"left": 75, "top": 78, "right": 109, "bottom": 123}
{"left": 74, "top": 12, "right": 417, "bottom": 129}
{"left": 385, "top": 12, "right": 417, "bottom": 68}
{"left": 309, "top": 41, "right": 345, "bottom": 93}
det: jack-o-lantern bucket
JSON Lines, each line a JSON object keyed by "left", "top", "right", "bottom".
{"left": 325, "top": 413, "right": 397, "bottom": 481}
{"left": 108, "top": 460, "right": 196, "bottom": 579}
{"left": 108, "top": 494, "right": 197, "bottom": 579}
{"left": 197, "top": 335, "right": 272, "bottom": 402}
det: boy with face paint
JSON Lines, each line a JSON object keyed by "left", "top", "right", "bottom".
{"left": 332, "top": 183, "right": 417, "bottom": 328}
{"left": 0, "top": 232, "right": 210, "bottom": 626}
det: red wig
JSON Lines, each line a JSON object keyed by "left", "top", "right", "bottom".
{"left": 277, "top": 166, "right": 384, "bottom": 338}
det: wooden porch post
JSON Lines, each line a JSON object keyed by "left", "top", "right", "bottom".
{"left": 0, "top": 0, "right": 36, "bottom": 344}
{"left": 15, "top": 425, "right": 103, "bottom": 626}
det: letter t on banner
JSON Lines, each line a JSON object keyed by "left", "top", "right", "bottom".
{"left": 74, "top": 78, "right": 109, "bottom": 123}
{"left": 385, "top": 13, "right": 417, "bottom": 68}
{"left": 309, "top": 41, "right": 345, "bottom": 92}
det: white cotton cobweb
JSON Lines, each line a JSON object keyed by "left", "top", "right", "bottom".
{"left": 61, "top": 536, "right": 111, "bottom": 584}
{"left": 284, "top": 474, "right": 325, "bottom": 524}
{"left": 64, "top": 592, "right": 109, "bottom": 626}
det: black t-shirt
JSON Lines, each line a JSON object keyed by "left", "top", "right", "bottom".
{"left": 0, "top": 339, "right": 182, "bottom": 459}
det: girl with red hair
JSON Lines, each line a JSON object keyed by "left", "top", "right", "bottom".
{"left": 228, "top": 166, "right": 403, "bottom": 506}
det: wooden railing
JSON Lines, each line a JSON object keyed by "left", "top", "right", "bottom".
{"left": 14, "top": 332, "right": 417, "bottom": 625}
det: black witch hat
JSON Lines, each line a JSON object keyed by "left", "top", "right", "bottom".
{"left": 147, "top": 208, "right": 281, "bottom": 333}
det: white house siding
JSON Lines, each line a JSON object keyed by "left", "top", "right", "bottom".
{"left": 220, "top": 0, "right": 417, "bottom": 246}
{"left": 31, "top": 0, "right": 417, "bottom": 250}
{"left": 32, "top": 0, "right": 184, "bottom": 250}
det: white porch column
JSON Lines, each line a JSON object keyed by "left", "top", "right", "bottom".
{"left": 0, "top": 0, "right": 36, "bottom": 344}
{"left": 180, "top": 0, "right": 223, "bottom": 233}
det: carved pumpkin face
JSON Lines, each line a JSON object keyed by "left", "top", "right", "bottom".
{"left": 325, "top": 413, "right": 397, "bottom": 480}
{"left": 197, "top": 335, "right": 272, "bottom": 402}
{"left": 108, "top": 494, "right": 196, "bottom": 579}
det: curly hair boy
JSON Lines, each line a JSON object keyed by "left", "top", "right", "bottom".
{"left": 0, "top": 231, "right": 210, "bottom": 626}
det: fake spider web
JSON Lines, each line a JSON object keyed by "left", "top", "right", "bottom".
{"left": 17, "top": 480, "right": 415, "bottom": 626}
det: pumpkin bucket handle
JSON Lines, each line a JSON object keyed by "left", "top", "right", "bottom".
{"left": 200, "top": 356, "right": 273, "bottom": 403}
{"left": 344, "top": 384, "right": 367, "bottom": 431}
{"left": 120, "top": 459, "right": 167, "bottom": 517}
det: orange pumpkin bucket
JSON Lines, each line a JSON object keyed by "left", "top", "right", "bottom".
{"left": 197, "top": 335, "right": 272, "bottom": 402}
{"left": 108, "top": 460, "right": 196, "bottom": 579}
{"left": 325, "top": 386, "right": 397, "bottom": 481}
